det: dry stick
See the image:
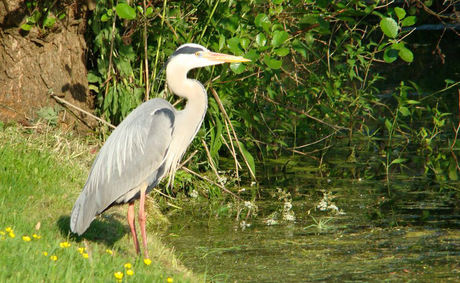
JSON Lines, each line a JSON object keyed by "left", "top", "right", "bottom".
{"left": 50, "top": 94, "right": 116, "bottom": 129}
{"left": 104, "top": 11, "right": 117, "bottom": 98}
{"left": 290, "top": 130, "right": 339, "bottom": 150}
{"left": 210, "top": 88, "right": 257, "bottom": 180}
{"left": 201, "top": 139, "right": 221, "bottom": 179}
{"left": 223, "top": 118, "right": 241, "bottom": 181}
{"left": 143, "top": 0, "right": 150, "bottom": 101}
{"left": 220, "top": 131, "right": 241, "bottom": 170}
{"left": 181, "top": 166, "right": 239, "bottom": 199}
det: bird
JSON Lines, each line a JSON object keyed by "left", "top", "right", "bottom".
{"left": 70, "top": 43, "right": 250, "bottom": 258}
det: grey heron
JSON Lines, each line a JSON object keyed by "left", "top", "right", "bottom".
{"left": 70, "top": 43, "right": 250, "bottom": 258}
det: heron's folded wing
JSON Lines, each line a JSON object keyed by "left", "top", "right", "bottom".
{"left": 70, "top": 98, "right": 175, "bottom": 234}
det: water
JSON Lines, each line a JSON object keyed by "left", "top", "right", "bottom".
{"left": 163, "top": 161, "right": 460, "bottom": 282}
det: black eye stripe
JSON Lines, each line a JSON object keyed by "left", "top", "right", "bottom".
{"left": 172, "top": 46, "right": 205, "bottom": 57}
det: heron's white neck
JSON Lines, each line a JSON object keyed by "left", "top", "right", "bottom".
{"left": 164, "top": 63, "right": 208, "bottom": 187}
{"left": 166, "top": 65, "right": 207, "bottom": 114}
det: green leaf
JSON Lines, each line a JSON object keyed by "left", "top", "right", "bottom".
{"left": 20, "top": 24, "right": 33, "bottom": 31}
{"left": 145, "top": 7, "right": 153, "bottom": 16}
{"left": 264, "top": 55, "right": 282, "bottom": 69}
{"left": 398, "top": 47, "right": 414, "bottom": 62}
{"left": 218, "top": 34, "right": 226, "bottom": 51}
{"left": 380, "top": 17, "right": 399, "bottom": 38}
{"left": 448, "top": 167, "right": 458, "bottom": 180}
{"left": 255, "top": 33, "right": 267, "bottom": 47}
{"left": 299, "top": 15, "right": 317, "bottom": 26}
{"left": 88, "top": 84, "right": 99, "bottom": 93}
{"left": 87, "top": 71, "right": 101, "bottom": 83}
{"left": 317, "top": 17, "right": 330, "bottom": 34}
{"left": 305, "top": 32, "right": 315, "bottom": 46}
{"left": 399, "top": 106, "right": 410, "bottom": 116}
{"left": 101, "top": 13, "right": 111, "bottom": 22}
{"left": 227, "top": 37, "right": 243, "bottom": 55}
{"left": 240, "top": 38, "right": 250, "bottom": 50}
{"left": 28, "top": 12, "right": 42, "bottom": 24}
{"left": 390, "top": 158, "right": 407, "bottom": 165}
{"left": 384, "top": 48, "right": 398, "bottom": 63}
{"left": 402, "top": 16, "right": 416, "bottom": 27}
{"left": 394, "top": 7, "right": 406, "bottom": 20}
{"left": 406, "top": 100, "right": 420, "bottom": 105}
{"left": 230, "top": 62, "right": 246, "bottom": 74}
{"left": 254, "top": 13, "right": 271, "bottom": 32}
{"left": 391, "top": 42, "right": 405, "bottom": 50}
{"left": 273, "top": 47, "right": 290, "bottom": 57}
{"left": 292, "top": 39, "right": 306, "bottom": 58}
{"left": 271, "top": 30, "right": 289, "bottom": 47}
{"left": 115, "top": 3, "right": 136, "bottom": 20}
{"left": 244, "top": 49, "right": 260, "bottom": 61}
{"left": 385, "top": 118, "right": 392, "bottom": 132}
{"left": 120, "top": 45, "right": 136, "bottom": 61}
{"left": 43, "top": 17, "right": 56, "bottom": 28}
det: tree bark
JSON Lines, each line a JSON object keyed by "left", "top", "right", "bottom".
{"left": 0, "top": 0, "right": 95, "bottom": 132}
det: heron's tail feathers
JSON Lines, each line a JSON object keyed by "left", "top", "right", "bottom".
{"left": 70, "top": 192, "right": 97, "bottom": 235}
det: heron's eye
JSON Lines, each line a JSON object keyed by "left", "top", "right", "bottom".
{"left": 195, "top": 51, "right": 202, "bottom": 57}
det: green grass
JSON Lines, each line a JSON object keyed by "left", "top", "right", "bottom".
{"left": 0, "top": 125, "right": 196, "bottom": 282}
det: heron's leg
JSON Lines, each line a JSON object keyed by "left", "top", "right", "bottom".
{"left": 127, "top": 201, "right": 140, "bottom": 254}
{"left": 138, "top": 183, "right": 149, "bottom": 259}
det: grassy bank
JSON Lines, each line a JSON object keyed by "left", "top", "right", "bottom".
{"left": 0, "top": 125, "right": 195, "bottom": 282}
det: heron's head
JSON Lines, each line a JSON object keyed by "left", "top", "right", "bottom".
{"left": 166, "top": 43, "right": 250, "bottom": 71}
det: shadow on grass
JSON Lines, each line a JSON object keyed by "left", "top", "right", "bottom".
{"left": 57, "top": 214, "right": 126, "bottom": 248}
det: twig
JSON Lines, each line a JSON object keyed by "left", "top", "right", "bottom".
{"left": 210, "top": 87, "right": 257, "bottom": 180}
{"left": 223, "top": 117, "right": 241, "bottom": 181}
{"left": 289, "top": 130, "right": 339, "bottom": 150}
{"left": 50, "top": 93, "right": 116, "bottom": 129}
{"left": 201, "top": 139, "right": 221, "bottom": 179}
{"left": 143, "top": 0, "right": 150, "bottom": 101}
{"left": 104, "top": 5, "right": 118, "bottom": 98}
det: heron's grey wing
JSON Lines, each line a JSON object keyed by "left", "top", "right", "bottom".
{"left": 70, "top": 98, "right": 175, "bottom": 235}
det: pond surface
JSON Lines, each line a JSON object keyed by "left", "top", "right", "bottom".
{"left": 164, "top": 163, "right": 460, "bottom": 282}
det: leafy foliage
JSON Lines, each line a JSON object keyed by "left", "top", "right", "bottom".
{"left": 84, "top": 0, "right": 459, "bottom": 186}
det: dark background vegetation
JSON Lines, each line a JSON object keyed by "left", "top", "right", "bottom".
{"left": 0, "top": 0, "right": 459, "bottom": 191}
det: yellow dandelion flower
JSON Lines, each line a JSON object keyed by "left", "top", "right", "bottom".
{"left": 77, "top": 247, "right": 85, "bottom": 254}
{"left": 8, "top": 231, "right": 15, "bottom": 238}
{"left": 143, "top": 258, "right": 152, "bottom": 265}
{"left": 0, "top": 231, "right": 5, "bottom": 235}
{"left": 166, "top": 277, "right": 173, "bottom": 283}
{"left": 59, "top": 241, "right": 71, "bottom": 248}
{"left": 126, "top": 269, "right": 134, "bottom": 276}
{"left": 42, "top": 251, "right": 48, "bottom": 256}
{"left": 82, "top": 253, "right": 89, "bottom": 259}
{"left": 114, "top": 271, "right": 123, "bottom": 281}
{"left": 50, "top": 255, "right": 58, "bottom": 261}
{"left": 5, "top": 227, "right": 12, "bottom": 232}
{"left": 22, "top": 235, "right": 31, "bottom": 242}
{"left": 124, "top": 263, "right": 132, "bottom": 269}
{"left": 32, "top": 234, "right": 41, "bottom": 239}
{"left": 105, "top": 249, "right": 113, "bottom": 255}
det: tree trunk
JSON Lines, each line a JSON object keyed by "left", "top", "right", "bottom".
{"left": 0, "top": 0, "right": 95, "bottom": 132}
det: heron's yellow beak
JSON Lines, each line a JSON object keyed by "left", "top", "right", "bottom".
{"left": 204, "top": 52, "right": 251, "bottom": 63}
